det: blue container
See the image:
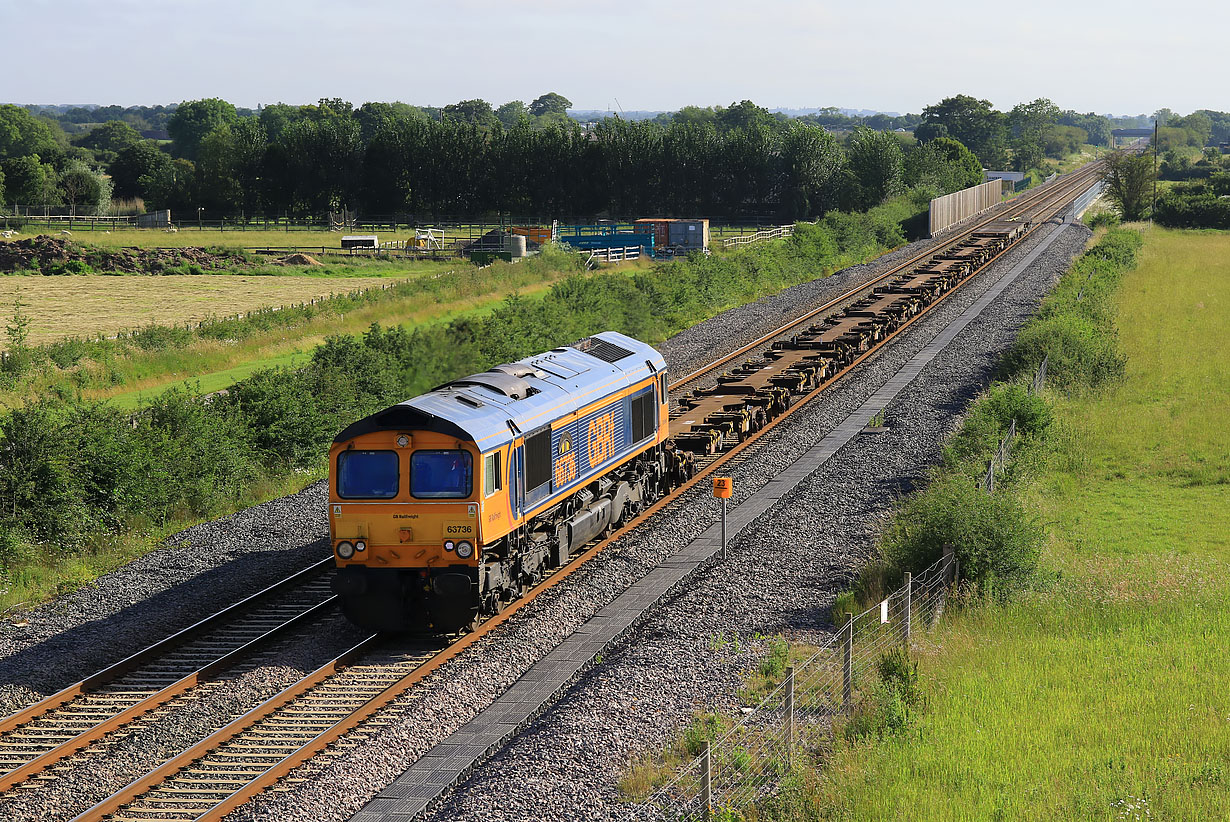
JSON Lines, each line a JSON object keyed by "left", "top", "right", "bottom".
{"left": 556, "top": 224, "right": 655, "bottom": 256}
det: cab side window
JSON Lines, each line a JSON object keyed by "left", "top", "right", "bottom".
{"left": 483, "top": 451, "right": 503, "bottom": 496}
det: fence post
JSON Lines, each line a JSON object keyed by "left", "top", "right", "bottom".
{"left": 842, "top": 612, "right": 853, "bottom": 715}
{"left": 903, "top": 572, "right": 912, "bottom": 645}
{"left": 700, "top": 739, "right": 713, "bottom": 817}
{"left": 785, "top": 665, "right": 795, "bottom": 767}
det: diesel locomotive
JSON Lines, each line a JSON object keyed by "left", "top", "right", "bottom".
{"left": 329, "top": 332, "right": 694, "bottom": 632}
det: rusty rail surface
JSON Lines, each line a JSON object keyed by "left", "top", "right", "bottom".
{"left": 0, "top": 558, "right": 337, "bottom": 791}
{"left": 53, "top": 161, "right": 1103, "bottom": 822}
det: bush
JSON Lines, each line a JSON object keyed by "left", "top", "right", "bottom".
{"left": 880, "top": 472, "right": 1043, "bottom": 591}
{"left": 1084, "top": 210, "right": 1120, "bottom": 229}
{"left": 1001, "top": 228, "right": 1140, "bottom": 390}
{"left": 944, "top": 383, "right": 1052, "bottom": 467}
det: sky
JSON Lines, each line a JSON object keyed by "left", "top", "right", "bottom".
{"left": 2, "top": 0, "right": 1224, "bottom": 116}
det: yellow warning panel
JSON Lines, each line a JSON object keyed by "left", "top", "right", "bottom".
{"left": 712, "top": 477, "right": 733, "bottom": 499}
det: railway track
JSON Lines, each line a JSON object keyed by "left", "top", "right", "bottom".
{"left": 4, "top": 162, "right": 1103, "bottom": 821}
{"left": 0, "top": 559, "right": 337, "bottom": 793}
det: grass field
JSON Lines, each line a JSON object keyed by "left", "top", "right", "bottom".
{"left": 0, "top": 272, "right": 419, "bottom": 347}
{"left": 814, "top": 226, "right": 1230, "bottom": 820}
{"left": 99, "top": 273, "right": 568, "bottom": 408}
{"left": 2, "top": 223, "right": 775, "bottom": 253}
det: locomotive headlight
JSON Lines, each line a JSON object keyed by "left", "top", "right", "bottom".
{"left": 444, "top": 540, "right": 455, "bottom": 552}
{"left": 455, "top": 541, "right": 474, "bottom": 559}
{"left": 354, "top": 539, "right": 367, "bottom": 553}
{"left": 336, "top": 541, "right": 355, "bottom": 559}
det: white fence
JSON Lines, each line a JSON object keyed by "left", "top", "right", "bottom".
{"left": 721, "top": 224, "right": 795, "bottom": 248}
{"left": 585, "top": 246, "right": 642, "bottom": 264}
{"left": 929, "top": 180, "right": 1003, "bottom": 237}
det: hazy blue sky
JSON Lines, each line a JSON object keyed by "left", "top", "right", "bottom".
{"left": 3, "top": 0, "right": 1223, "bottom": 115}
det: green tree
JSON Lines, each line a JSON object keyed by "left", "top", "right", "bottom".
{"left": 528, "top": 93, "right": 572, "bottom": 118}
{"left": 0, "top": 104, "right": 65, "bottom": 163}
{"left": 74, "top": 120, "right": 141, "bottom": 153}
{"left": 353, "top": 101, "right": 425, "bottom": 142}
{"left": 918, "top": 95, "right": 1009, "bottom": 168}
{"left": 442, "top": 99, "right": 498, "bottom": 130}
{"left": 168, "top": 98, "right": 239, "bottom": 160}
{"left": 110, "top": 140, "right": 171, "bottom": 199}
{"left": 716, "top": 100, "right": 774, "bottom": 133}
{"left": 2, "top": 155, "right": 58, "bottom": 205}
{"left": 197, "top": 118, "right": 266, "bottom": 214}
{"left": 1043, "top": 125, "right": 1088, "bottom": 159}
{"left": 495, "top": 100, "right": 529, "bottom": 128}
{"left": 905, "top": 136, "right": 982, "bottom": 193}
{"left": 58, "top": 160, "right": 107, "bottom": 215}
{"left": 847, "top": 126, "right": 904, "bottom": 208}
{"left": 1009, "top": 98, "right": 1060, "bottom": 171}
{"left": 779, "top": 123, "right": 843, "bottom": 218}
{"left": 1102, "top": 151, "right": 1155, "bottom": 221}
{"left": 140, "top": 157, "right": 197, "bottom": 212}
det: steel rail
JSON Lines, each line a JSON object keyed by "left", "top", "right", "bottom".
{"left": 667, "top": 162, "right": 1102, "bottom": 394}
{"left": 67, "top": 161, "right": 1104, "bottom": 822}
{"left": 0, "top": 557, "right": 336, "bottom": 790}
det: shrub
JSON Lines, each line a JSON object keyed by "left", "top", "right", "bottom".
{"left": 944, "top": 383, "right": 1052, "bottom": 467}
{"left": 880, "top": 472, "right": 1043, "bottom": 591}
{"left": 1005, "top": 311, "right": 1125, "bottom": 391}
{"left": 843, "top": 647, "right": 926, "bottom": 740}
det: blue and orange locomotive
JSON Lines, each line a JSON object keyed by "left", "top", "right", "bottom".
{"left": 329, "top": 332, "right": 694, "bottom": 632}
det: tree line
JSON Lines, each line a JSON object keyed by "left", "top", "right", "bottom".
{"left": 4, "top": 95, "right": 1225, "bottom": 222}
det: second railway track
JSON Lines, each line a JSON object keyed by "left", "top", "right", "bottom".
{"left": 3, "top": 160, "right": 1105, "bottom": 822}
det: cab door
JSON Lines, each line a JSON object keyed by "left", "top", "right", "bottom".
{"left": 511, "top": 444, "right": 524, "bottom": 520}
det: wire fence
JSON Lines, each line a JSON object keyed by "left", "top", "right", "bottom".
{"left": 627, "top": 551, "right": 958, "bottom": 821}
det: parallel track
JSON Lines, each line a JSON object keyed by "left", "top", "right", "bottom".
{"left": 0, "top": 559, "right": 337, "bottom": 792}
{"left": 3, "top": 162, "right": 1103, "bottom": 821}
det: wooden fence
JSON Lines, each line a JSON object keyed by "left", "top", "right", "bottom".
{"left": 929, "top": 180, "right": 1003, "bottom": 237}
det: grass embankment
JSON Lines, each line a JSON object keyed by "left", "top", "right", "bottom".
{"left": 813, "top": 226, "right": 1230, "bottom": 819}
{"left": 0, "top": 257, "right": 584, "bottom": 408}
{"left": 0, "top": 204, "right": 914, "bottom": 613}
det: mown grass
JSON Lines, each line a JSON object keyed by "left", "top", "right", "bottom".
{"left": 0, "top": 272, "right": 420, "bottom": 347}
{"left": 811, "top": 226, "right": 1230, "bottom": 820}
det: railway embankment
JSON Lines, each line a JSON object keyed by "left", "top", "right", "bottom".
{"left": 230, "top": 217, "right": 1093, "bottom": 822}
{"left": 805, "top": 225, "right": 1229, "bottom": 820}
{"left": 0, "top": 208, "right": 1026, "bottom": 822}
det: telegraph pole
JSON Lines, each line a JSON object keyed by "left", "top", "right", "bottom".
{"left": 1152, "top": 119, "right": 1159, "bottom": 220}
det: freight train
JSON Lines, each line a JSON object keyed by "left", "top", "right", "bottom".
{"left": 328, "top": 218, "right": 1028, "bottom": 633}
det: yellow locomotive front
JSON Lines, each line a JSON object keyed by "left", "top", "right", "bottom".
{"left": 329, "top": 427, "right": 498, "bottom": 632}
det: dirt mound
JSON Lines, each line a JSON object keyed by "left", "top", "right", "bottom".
{"left": 278, "top": 253, "right": 323, "bottom": 266}
{"left": 0, "top": 235, "right": 249, "bottom": 274}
